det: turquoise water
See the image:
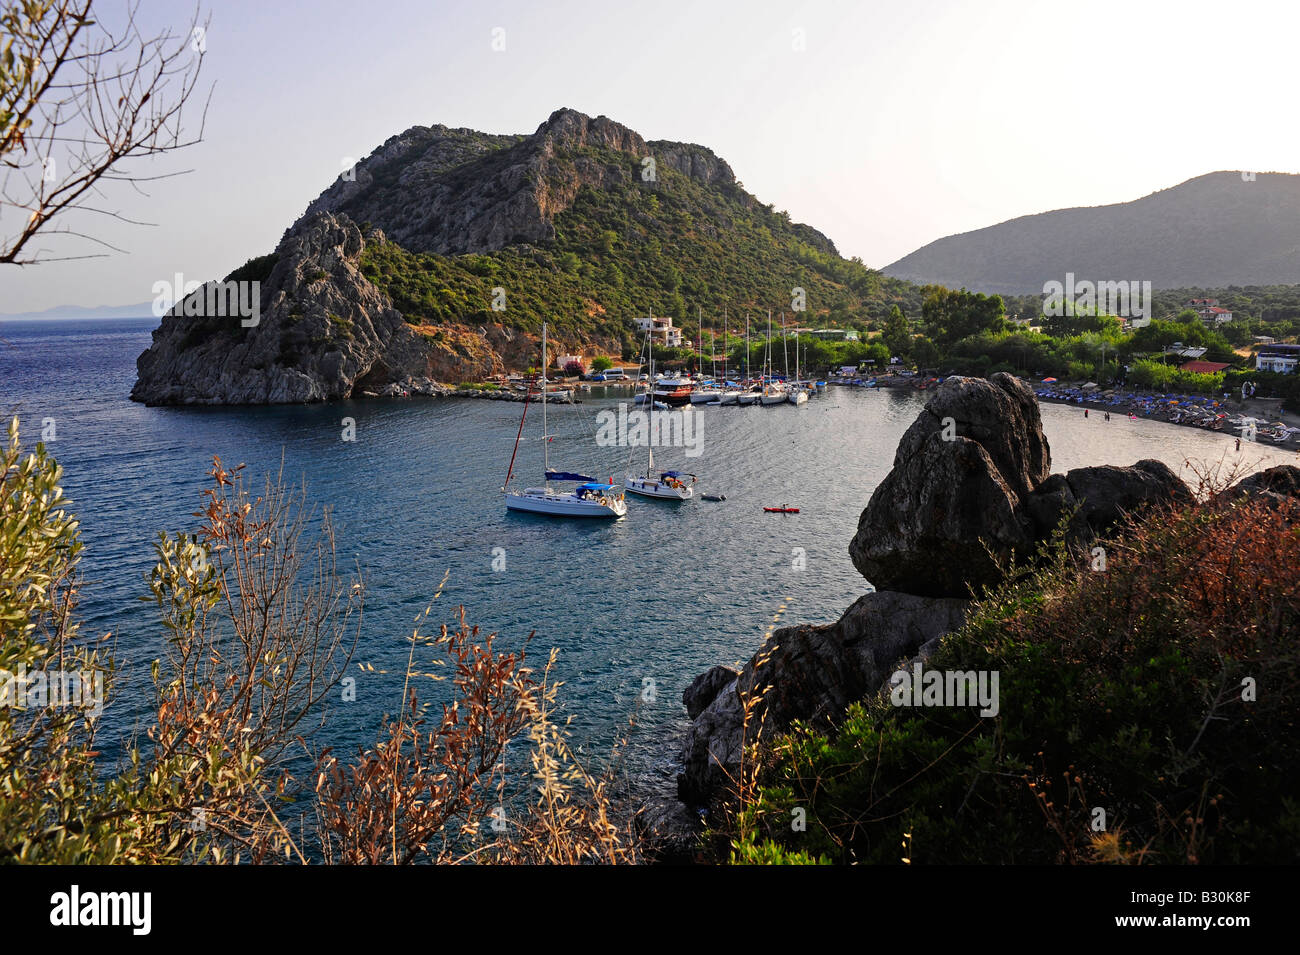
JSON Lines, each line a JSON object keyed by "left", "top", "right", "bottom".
{"left": 2, "top": 318, "right": 1293, "bottom": 788}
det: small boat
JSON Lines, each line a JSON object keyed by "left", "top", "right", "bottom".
{"left": 626, "top": 469, "right": 696, "bottom": 500}
{"left": 652, "top": 375, "right": 694, "bottom": 406}
{"left": 690, "top": 384, "right": 724, "bottom": 404}
{"left": 702, "top": 493, "right": 726, "bottom": 501}
{"left": 763, "top": 506, "right": 800, "bottom": 513}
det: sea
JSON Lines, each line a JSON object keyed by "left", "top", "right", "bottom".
{"left": 2, "top": 316, "right": 1295, "bottom": 794}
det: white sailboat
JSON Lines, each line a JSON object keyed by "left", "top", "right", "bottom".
{"left": 735, "top": 314, "right": 759, "bottom": 405}
{"left": 788, "top": 325, "right": 808, "bottom": 405}
{"left": 689, "top": 306, "right": 723, "bottom": 404}
{"left": 504, "top": 323, "right": 628, "bottom": 518}
{"left": 759, "top": 310, "right": 788, "bottom": 405}
{"left": 625, "top": 334, "right": 696, "bottom": 501}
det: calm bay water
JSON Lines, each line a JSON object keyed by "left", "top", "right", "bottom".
{"left": 2, "top": 317, "right": 1295, "bottom": 786}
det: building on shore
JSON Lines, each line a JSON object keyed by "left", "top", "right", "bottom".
{"left": 635, "top": 315, "right": 683, "bottom": 347}
{"left": 1186, "top": 298, "right": 1234, "bottom": 325}
{"left": 1256, "top": 343, "right": 1300, "bottom": 374}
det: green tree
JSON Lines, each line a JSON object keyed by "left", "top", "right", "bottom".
{"left": 911, "top": 336, "right": 941, "bottom": 370}
{"left": 922, "top": 287, "right": 1007, "bottom": 347}
{"left": 882, "top": 305, "right": 911, "bottom": 358}
{"left": 590, "top": 356, "right": 613, "bottom": 372}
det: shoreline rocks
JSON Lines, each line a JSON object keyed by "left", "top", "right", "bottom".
{"left": 665, "top": 374, "right": 1198, "bottom": 831}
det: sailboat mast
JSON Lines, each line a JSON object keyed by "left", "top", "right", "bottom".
{"left": 647, "top": 324, "right": 654, "bottom": 478}
{"left": 766, "top": 309, "right": 772, "bottom": 384}
{"left": 541, "top": 322, "right": 549, "bottom": 478}
{"left": 782, "top": 312, "right": 790, "bottom": 380}
{"left": 697, "top": 304, "right": 703, "bottom": 378}
{"left": 795, "top": 323, "right": 800, "bottom": 385}
{"left": 745, "top": 314, "right": 750, "bottom": 383}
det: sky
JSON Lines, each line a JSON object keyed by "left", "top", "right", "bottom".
{"left": 3, "top": 0, "right": 1299, "bottom": 313}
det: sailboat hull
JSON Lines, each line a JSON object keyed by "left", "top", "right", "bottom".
{"left": 624, "top": 476, "right": 693, "bottom": 500}
{"left": 505, "top": 490, "right": 627, "bottom": 518}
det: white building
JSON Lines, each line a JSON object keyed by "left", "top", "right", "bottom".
{"left": 1256, "top": 344, "right": 1300, "bottom": 374}
{"left": 1186, "top": 298, "right": 1233, "bottom": 324}
{"left": 635, "top": 314, "right": 683, "bottom": 347}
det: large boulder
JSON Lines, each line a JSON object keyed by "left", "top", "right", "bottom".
{"left": 1026, "top": 459, "right": 1193, "bottom": 539}
{"left": 849, "top": 374, "right": 1050, "bottom": 597}
{"left": 1219, "top": 464, "right": 1300, "bottom": 506}
{"left": 675, "top": 374, "right": 1198, "bottom": 810}
{"left": 677, "top": 590, "right": 969, "bottom": 806}
{"left": 893, "top": 373, "right": 1050, "bottom": 500}
{"left": 683, "top": 665, "right": 738, "bottom": 720}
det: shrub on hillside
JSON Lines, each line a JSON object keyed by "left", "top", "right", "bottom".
{"left": 729, "top": 486, "right": 1300, "bottom": 864}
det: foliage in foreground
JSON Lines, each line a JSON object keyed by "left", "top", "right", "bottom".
{"left": 729, "top": 487, "right": 1300, "bottom": 864}
{"left": 0, "top": 419, "right": 637, "bottom": 864}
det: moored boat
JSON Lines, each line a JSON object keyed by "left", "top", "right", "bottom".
{"left": 503, "top": 322, "right": 627, "bottom": 519}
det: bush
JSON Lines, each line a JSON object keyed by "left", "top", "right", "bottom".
{"left": 0, "top": 420, "right": 639, "bottom": 865}
{"left": 732, "top": 489, "right": 1300, "bottom": 864}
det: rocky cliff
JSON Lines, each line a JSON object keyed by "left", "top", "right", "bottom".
{"left": 297, "top": 108, "right": 737, "bottom": 256}
{"left": 132, "top": 107, "right": 870, "bottom": 405}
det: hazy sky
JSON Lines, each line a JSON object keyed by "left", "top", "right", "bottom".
{"left": 3, "top": 0, "right": 1298, "bottom": 313}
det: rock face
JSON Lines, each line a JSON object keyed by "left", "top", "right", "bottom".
{"left": 673, "top": 376, "right": 1197, "bottom": 813}
{"left": 131, "top": 214, "right": 523, "bottom": 404}
{"left": 677, "top": 591, "right": 969, "bottom": 805}
{"left": 296, "top": 107, "right": 736, "bottom": 257}
{"left": 130, "top": 212, "right": 606, "bottom": 405}
{"left": 131, "top": 107, "right": 786, "bottom": 405}
{"left": 1026, "top": 460, "right": 1193, "bottom": 539}
{"left": 849, "top": 374, "right": 1051, "bottom": 597}
{"left": 1219, "top": 464, "right": 1300, "bottom": 505}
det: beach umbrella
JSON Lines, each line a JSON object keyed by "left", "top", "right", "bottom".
{"left": 1041, "top": 377, "right": 1058, "bottom": 383}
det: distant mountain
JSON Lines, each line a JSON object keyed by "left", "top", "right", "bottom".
{"left": 884, "top": 172, "right": 1300, "bottom": 295}
{"left": 2, "top": 302, "right": 154, "bottom": 320}
{"left": 133, "top": 108, "right": 911, "bottom": 405}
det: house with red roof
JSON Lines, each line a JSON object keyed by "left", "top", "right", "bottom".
{"left": 1178, "top": 359, "right": 1232, "bottom": 374}
{"left": 1185, "top": 299, "right": 1233, "bottom": 325}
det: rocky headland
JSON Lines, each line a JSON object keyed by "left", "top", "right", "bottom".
{"left": 130, "top": 107, "right": 846, "bottom": 406}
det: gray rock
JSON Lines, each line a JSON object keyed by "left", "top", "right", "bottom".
{"left": 1220, "top": 464, "right": 1300, "bottom": 504}
{"left": 683, "top": 665, "right": 738, "bottom": 720}
{"left": 677, "top": 590, "right": 969, "bottom": 806}
{"left": 849, "top": 374, "right": 1049, "bottom": 597}
{"left": 892, "top": 373, "right": 1050, "bottom": 500}
{"left": 131, "top": 212, "right": 519, "bottom": 405}
{"left": 1025, "top": 461, "right": 1192, "bottom": 541}
{"left": 297, "top": 107, "right": 735, "bottom": 257}
{"left": 673, "top": 377, "right": 1197, "bottom": 812}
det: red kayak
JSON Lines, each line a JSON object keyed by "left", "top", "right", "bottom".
{"left": 764, "top": 506, "right": 800, "bottom": 513}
